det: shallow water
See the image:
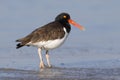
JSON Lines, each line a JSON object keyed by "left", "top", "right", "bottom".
{"left": 0, "top": 67, "right": 120, "bottom": 80}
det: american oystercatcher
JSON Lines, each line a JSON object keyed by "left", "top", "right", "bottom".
{"left": 16, "top": 13, "right": 85, "bottom": 68}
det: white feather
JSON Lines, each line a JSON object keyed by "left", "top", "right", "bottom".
{"left": 28, "top": 27, "right": 69, "bottom": 50}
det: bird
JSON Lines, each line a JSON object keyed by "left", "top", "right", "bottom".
{"left": 16, "top": 12, "right": 85, "bottom": 68}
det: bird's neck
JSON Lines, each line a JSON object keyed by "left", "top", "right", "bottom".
{"left": 59, "top": 20, "right": 71, "bottom": 33}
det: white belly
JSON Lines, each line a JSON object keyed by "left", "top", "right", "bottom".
{"left": 28, "top": 28, "right": 69, "bottom": 50}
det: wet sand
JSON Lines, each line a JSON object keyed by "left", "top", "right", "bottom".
{"left": 0, "top": 47, "right": 120, "bottom": 80}
{"left": 0, "top": 67, "right": 120, "bottom": 80}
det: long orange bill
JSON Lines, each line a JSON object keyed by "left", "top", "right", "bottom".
{"left": 68, "top": 19, "right": 85, "bottom": 31}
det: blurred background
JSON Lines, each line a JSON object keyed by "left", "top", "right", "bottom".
{"left": 0, "top": 0, "right": 120, "bottom": 70}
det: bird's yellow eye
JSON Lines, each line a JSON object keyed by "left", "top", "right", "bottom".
{"left": 63, "top": 15, "right": 67, "bottom": 18}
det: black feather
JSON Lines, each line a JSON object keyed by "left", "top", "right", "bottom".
{"left": 16, "top": 43, "right": 24, "bottom": 49}
{"left": 16, "top": 39, "right": 21, "bottom": 42}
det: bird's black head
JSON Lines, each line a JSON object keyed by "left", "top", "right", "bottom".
{"left": 55, "top": 12, "right": 85, "bottom": 31}
{"left": 55, "top": 13, "right": 71, "bottom": 23}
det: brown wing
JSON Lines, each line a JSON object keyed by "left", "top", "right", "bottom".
{"left": 16, "top": 21, "right": 65, "bottom": 47}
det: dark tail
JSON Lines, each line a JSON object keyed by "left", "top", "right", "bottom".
{"left": 16, "top": 43, "right": 24, "bottom": 49}
{"left": 16, "top": 39, "right": 24, "bottom": 49}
